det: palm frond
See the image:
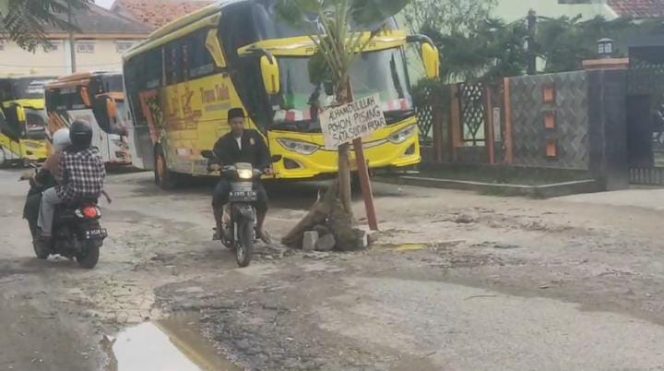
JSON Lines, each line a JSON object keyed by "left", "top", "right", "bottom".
{"left": 0, "top": 0, "right": 90, "bottom": 51}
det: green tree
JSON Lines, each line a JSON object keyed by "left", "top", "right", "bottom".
{"left": 0, "top": 0, "right": 90, "bottom": 51}
{"left": 422, "top": 18, "right": 528, "bottom": 83}
{"left": 536, "top": 16, "right": 664, "bottom": 73}
{"left": 403, "top": 0, "right": 497, "bottom": 36}
{"left": 276, "top": 0, "right": 410, "bottom": 222}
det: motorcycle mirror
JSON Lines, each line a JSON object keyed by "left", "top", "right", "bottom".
{"left": 201, "top": 150, "right": 215, "bottom": 159}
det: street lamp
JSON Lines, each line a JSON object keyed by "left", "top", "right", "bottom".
{"left": 597, "top": 38, "right": 614, "bottom": 58}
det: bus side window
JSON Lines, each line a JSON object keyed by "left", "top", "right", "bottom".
{"left": 0, "top": 80, "right": 11, "bottom": 101}
{"left": 145, "top": 49, "right": 163, "bottom": 89}
{"left": 165, "top": 40, "right": 183, "bottom": 85}
{"left": 188, "top": 29, "right": 216, "bottom": 79}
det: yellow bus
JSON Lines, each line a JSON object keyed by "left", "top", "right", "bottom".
{"left": 0, "top": 76, "right": 54, "bottom": 167}
{"left": 123, "top": 0, "right": 439, "bottom": 188}
{"left": 45, "top": 72, "right": 132, "bottom": 165}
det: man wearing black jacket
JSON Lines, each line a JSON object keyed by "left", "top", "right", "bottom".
{"left": 212, "top": 108, "right": 271, "bottom": 243}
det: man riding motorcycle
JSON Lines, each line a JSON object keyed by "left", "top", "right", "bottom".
{"left": 36, "top": 121, "right": 106, "bottom": 248}
{"left": 212, "top": 108, "right": 272, "bottom": 243}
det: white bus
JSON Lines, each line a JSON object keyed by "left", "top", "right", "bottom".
{"left": 44, "top": 72, "right": 132, "bottom": 165}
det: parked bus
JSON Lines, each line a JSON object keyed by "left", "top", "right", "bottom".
{"left": 44, "top": 72, "right": 132, "bottom": 165}
{"left": 123, "top": 0, "right": 439, "bottom": 188}
{"left": 0, "top": 76, "right": 54, "bottom": 167}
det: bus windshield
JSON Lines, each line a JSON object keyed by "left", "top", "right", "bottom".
{"left": 12, "top": 77, "right": 54, "bottom": 100}
{"left": 100, "top": 75, "right": 125, "bottom": 94}
{"left": 24, "top": 108, "right": 47, "bottom": 140}
{"left": 272, "top": 48, "right": 413, "bottom": 132}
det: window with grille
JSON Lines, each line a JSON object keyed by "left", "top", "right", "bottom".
{"left": 116, "top": 41, "right": 134, "bottom": 53}
{"left": 76, "top": 42, "right": 95, "bottom": 54}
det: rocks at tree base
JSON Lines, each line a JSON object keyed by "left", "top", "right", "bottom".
{"left": 297, "top": 224, "right": 367, "bottom": 252}
{"left": 281, "top": 181, "right": 370, "bottom": 252}
{"left": 315, "top": 234, "right": 336, "bottom": 252}
{"left": 313, "top": 225, "right": 331, "bottom": 237}
{"left": 302, "top": 231, "right": 318, "bottom": 251}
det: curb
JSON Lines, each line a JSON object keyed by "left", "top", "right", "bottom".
{"left": 376, "top": 176, "right": 602, "bottom": 199}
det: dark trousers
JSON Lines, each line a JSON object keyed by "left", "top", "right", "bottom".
{"left": 24, "top": 192, "right": 42, "bottom": 237}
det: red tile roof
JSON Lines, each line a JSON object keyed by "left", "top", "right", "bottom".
{"left": 111, "top": 0, "right": 214, "bottom": 29}
{"left": 608, "top": 0, "right": 664, "bottom": 19}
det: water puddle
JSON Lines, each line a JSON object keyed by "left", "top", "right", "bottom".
{"left": 393, "top": 243, "right": 428, "bottom": 252}
{"left": 111, "top": 316, "right": 240, "bottom": 371}
{"left": 375, "top": 243, "right": 428, "bottom": 252}
{"left": 378, "top": 240, "right": 465, "bottom": 252}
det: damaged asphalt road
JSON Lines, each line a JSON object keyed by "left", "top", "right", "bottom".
{"left": 1, "top": 169, "right": 664, "bottom": 370}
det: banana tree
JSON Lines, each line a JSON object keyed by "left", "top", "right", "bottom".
{"left": 276, "top": 0, "right": 411, "bottom": 214}
{"left": 0, "top": 0, "right": 89, "bottom": 51}
{"left": 276, "top": 0, "right": 440, "bottom": 249}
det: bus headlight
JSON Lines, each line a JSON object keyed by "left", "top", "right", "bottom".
{"left": 278, "top": 139, "right": 319, "bottom": 155}
{"left": 389, "top": 125, "right": 417, "bottom": 144}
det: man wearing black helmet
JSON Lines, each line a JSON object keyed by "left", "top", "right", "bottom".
{"left": 37, "top": 120, "right": 106, "bottom": 245}
{"left": 212, "top": 108, "right": 272, "bottom": 243}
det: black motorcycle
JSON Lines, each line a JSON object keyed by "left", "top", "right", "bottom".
{"left": 21, "top": 166, "right": 108, "bottom": 269}
{"left": 202, "top": 150, "right": 261, "bottom": 267}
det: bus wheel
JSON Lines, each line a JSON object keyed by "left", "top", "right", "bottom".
{"left": 154, "top": 147, "right": 178, "bottom": 190}
{"left": 0, "top": 147, "right": 7, "bottom": 168}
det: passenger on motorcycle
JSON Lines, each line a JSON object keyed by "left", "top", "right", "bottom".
{"left": 41, "top": 128, "right": 71, "bottom": 183}
{"left": 36, "top": 121, "right": 106, "bottom": 246}
{"left": 212, "top": 108, "right": 272, "bottom": 243}
{"left": 23, "top": 128, "right": 71, "bottom": 230}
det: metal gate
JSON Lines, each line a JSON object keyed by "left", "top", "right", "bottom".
{"left": 627, "top": 50, "right": 664, "bottom": 185}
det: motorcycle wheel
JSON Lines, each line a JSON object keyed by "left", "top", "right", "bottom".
{"left": 76, "top": 241, "right": 100, "bottom": 269}
{"left": 32, "top": 239, "right": 49, "bottom": 260}
{"left": 0, "top": 147, "right": 7, "bottom": 168}
{"left": 236, "top": 220, "right": 254, "bottom": 268}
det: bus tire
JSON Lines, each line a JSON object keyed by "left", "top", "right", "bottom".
{"left": 154, "top": 146, "right": 178, "bottom": 190}
{"left": 0, "top": 147, "right": 6, "bottom": 168}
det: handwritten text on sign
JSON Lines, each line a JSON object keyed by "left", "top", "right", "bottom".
{"left": 319, "top": 94, "right": 386, "bottom": 150}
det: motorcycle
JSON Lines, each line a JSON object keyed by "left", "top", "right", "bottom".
{"left": 202, "top": 150, "right": 260, "bottom": 267}
{"left": 20, "top": 165, "right": 108, "bottom": 269}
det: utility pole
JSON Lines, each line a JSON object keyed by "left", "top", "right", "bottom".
{"left": 68, "top": 1, "right": 76, "bottom": 73}
{"left": 526, "top": 9, "right": 537, "bottom": 75}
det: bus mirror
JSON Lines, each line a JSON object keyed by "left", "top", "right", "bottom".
{"left": 15, "top": 106, "right": 26, "bottom": 123}
{"left": 106, "top": 98, "right": 118, "bottom": 121}
{"left": 260, "top": 54, "right": 280, "bottom": 95}
{"left": 422, "top": 43, "right": 440, "bottom": 80}
{"left": 80, "top": 86, "right": 92, "bottom": 107}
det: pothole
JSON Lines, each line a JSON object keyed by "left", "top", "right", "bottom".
{"left": 110, "top": 315, "right": 239, "bottom": 371}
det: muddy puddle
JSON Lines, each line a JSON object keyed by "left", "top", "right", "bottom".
{"left": 110, "top": 315, "right": 240, "bottom": 371}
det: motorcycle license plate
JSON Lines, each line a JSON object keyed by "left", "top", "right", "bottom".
{"left": 85, "top": 228, "right": 107, "bottom": 240}
{"left": 229, "top": 190, "right": 257, "bottom": 202}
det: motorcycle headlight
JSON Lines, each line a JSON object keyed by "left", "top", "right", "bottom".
{"left": 278, "top": 139, "right": 319, "bottom": 155}
{"left": 237, "top": 169, "right": 253, "bottom": 179}
{"left": 388, "top": 125, "right": 417, "bottom": 144}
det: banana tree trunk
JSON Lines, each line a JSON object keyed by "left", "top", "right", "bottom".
{"left": 336, "top": 77, "right": 354, "bottom": 215}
